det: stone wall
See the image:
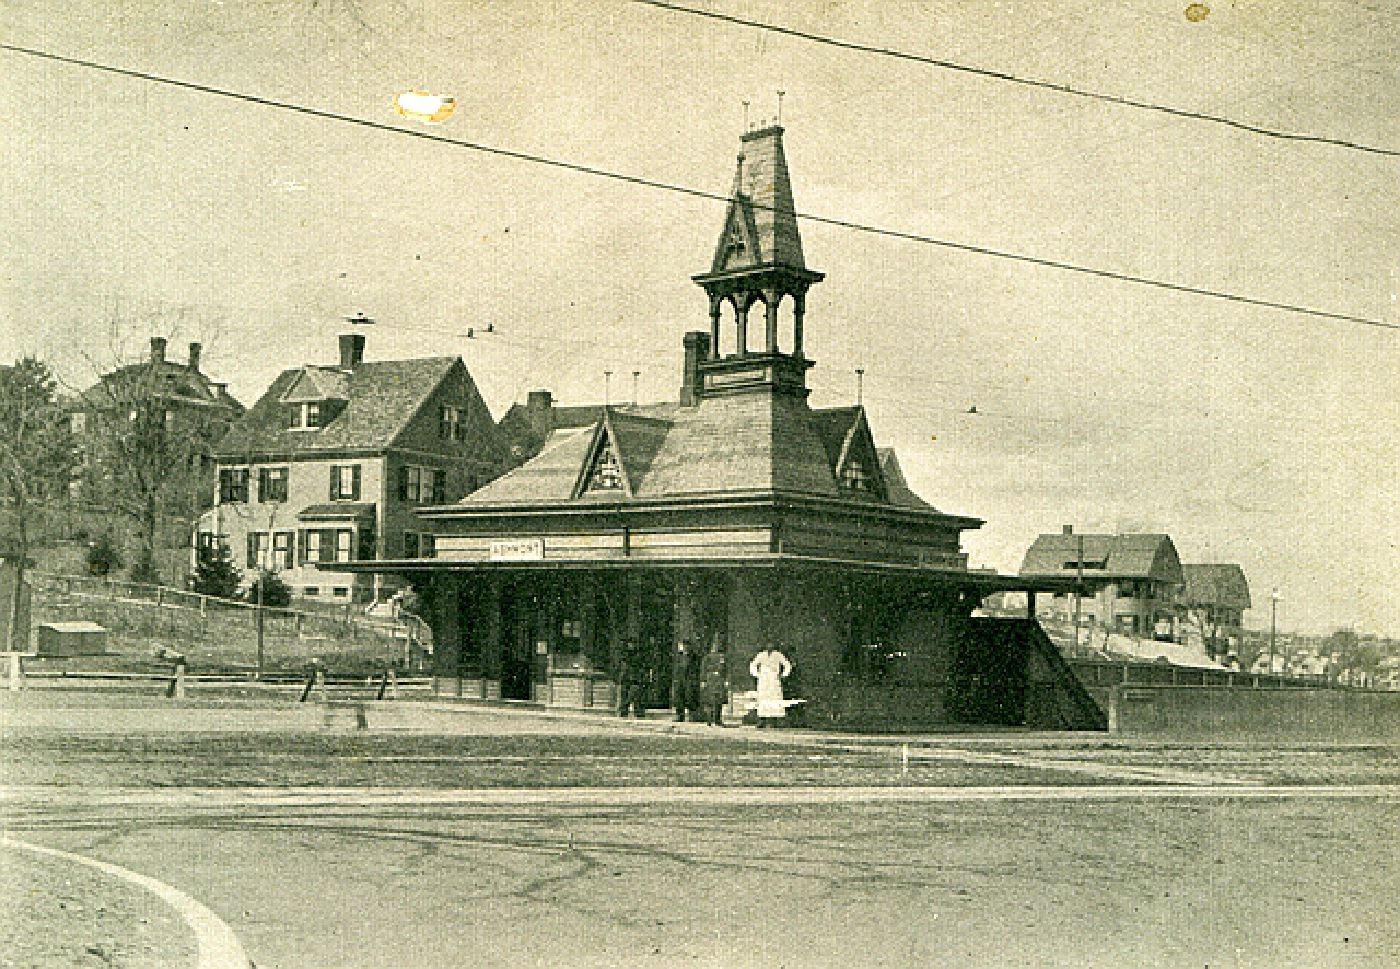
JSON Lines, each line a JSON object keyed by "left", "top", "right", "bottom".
{"left": 1108, "top": 685, "right": 1400, "bottom": 741}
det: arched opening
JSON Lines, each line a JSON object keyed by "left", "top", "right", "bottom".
{"left": 715, "top": 297, "right": 742, "bottom": 358}
{"left": 781, "top": 291, "right": 805, "bottom": 358}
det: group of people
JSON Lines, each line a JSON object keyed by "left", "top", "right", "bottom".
{"left": 617, "top": 637, "right": 795, "bottom": 728}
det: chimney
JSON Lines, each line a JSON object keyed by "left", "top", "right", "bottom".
{"left": 526, "top": 389, "right": 554, "bottom": 441}
{"left": 187, "top": 342, "right": 202, "bottom": 372}
{"left": 680, "top": 331, "right": 711, "bottom": 407}
{"left": 338, "top": 333, "right": 365, "bottom": 369}
{"left": 1062, "top": 524, "right": 1074, "bottom": 536}
{"left": 150, "top": 336, "right": 167, "bottom": 364}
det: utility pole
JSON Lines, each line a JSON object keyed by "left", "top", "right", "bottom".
{"left": 1073, "top": 533, "right": 1084, "bottom": 652}
{"left": 255, "top": 567, "right": 265, "bottom": 679}
{"left": 1269, "top": 588, "right": 1281, "bottom": 680}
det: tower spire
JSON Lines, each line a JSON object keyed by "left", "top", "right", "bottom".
{"left": 691, "top": 124, "right": 825, "bottom": 399}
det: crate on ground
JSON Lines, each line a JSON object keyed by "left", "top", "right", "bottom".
{"left": 37, "top": 621, "right": 109, "bottom": 657}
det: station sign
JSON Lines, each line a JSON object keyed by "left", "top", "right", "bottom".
{"left": 489, "top": 538, "right": 545, "bottom": 561}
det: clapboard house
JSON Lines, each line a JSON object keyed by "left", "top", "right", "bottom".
{"left": 196, "top": 334, "right": 504, "bottom": 605}
{"left": 343, "top": 125, "right": 1100, "bottom": 730}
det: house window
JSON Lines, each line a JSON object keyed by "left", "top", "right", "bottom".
{"left": 70, "top": 412, "right": 86, "bottom": 434}
{"left": 1064, "top": 559, "right": 1107, "bottom": 570}
{"left": 259, "top": 467, "right": 289, "bottom": 503}
{"left": 290, "top": 401, "right": 322, "bottom": 429}
{"left": 329, "top": 464, "right": 360, "bottom": 501}
{"left": 219, "top": 468, "right": 249, "bottom": 503}
{"left": 246, "top": 531, "right": 270, "bottom": 569}
{"left": 399, "top": 466, "right": 447, "bottom": 503}
{"left": 588, "top": 444, "right": 623, "bottom": 491}
{"left": 333, "top": 587, "right": 350, "bottom": 598}
{"left": 272, "top": 531, "right": 294, "bottom": 570}
{"left": 303, "top": 586, "right": 320, "bottom": 597}
{"left": 440, "top": 405, "right": 462, "bottom": 441}
{"left": 299, "top": 528, "right": 354, "bottom": 564}
{"left": 840, "top": 458, "right": 872, "bottom": 493}
{"left": 403, "top": 532, "right": 437, "bottom": 559}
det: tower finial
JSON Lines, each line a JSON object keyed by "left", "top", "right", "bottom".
{"left": 631, "top": 370, "right": 640, "bottom": 407}
{"left": 855, "top": 368, "right": 865, "bottom": 406}
{"left": 742, "top": 99, "right": 750, "bottom": 131}
{"left": 603, "top": 370, "right": 613, "bottom": 407}
{"left": 777, "top": 90, "right": 785, "bottom": 125}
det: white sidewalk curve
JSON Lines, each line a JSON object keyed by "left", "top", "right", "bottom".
{"left": 1, "top": 835, "right": 251, "bottom": 969}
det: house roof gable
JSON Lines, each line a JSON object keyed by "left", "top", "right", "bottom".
{"left": 215, "top": 356, "right": 462, "bottom": 457}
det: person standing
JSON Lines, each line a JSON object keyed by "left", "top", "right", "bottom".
{"left": 749, "top": 644, "right": 793, "bottom": 728}
{"left": 670, "top": 638, "right": 700, "bottom": 721}
{"left": 616, "top": 640, "right": 647, "bottom": 718}
{"left": 698, "top": 640, "right": 729, "bottom": 727}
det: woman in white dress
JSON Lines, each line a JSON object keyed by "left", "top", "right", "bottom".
{"left": 749, "top": 646, "right": 793, "bottom": 727}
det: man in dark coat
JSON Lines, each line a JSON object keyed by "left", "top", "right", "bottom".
{"left": 616, "top": 641, "right": 647, "bottom": 718}
{"left": 670, "top": 638, "right": 700, "bottom": 721}
{"left": 697, "top": 640, "right": 729, "bottom": 727}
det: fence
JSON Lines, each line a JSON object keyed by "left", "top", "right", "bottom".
{"left": 26, "top": 571, "right": 431, "bottom": 674}
{"left": 1068, "top": 658, "right": 1341, "bottom": 691}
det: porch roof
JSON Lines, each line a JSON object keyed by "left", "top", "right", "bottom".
{"left": 324, "top": 552, "right": 1080, "bottom": 593}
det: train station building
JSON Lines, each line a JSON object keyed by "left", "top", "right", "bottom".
{"left": 342, "top": 125, "right": 1099, "bottom": 730}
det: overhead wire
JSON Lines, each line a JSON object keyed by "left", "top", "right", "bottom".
{"left": 2, "top": 42, "right": 1396, "bottom": 335}
{"left": 632, "top": 0, "right": 1400, "bottom": 160}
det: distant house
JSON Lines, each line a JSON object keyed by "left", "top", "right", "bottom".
{"left": 1019, "top": 527, "right": 1183, "bottom": 638}
{"left": 1179, "top": 563, "right": 1251, "bottom": 656}
{"left": 71, "top": 337, "right": 245, "bottom": 488}
{"left": 194, "top": 333, "right": 504, "bottom": 605}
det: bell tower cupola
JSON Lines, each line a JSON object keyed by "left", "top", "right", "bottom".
{"left": 691, "top": 124, "right": 824, "bottom": 399}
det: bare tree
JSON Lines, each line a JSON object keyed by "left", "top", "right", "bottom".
{"left": 74, "top": 330, "right": 235, "bottom": 583}
{"left": 0, "top": 357, "right": 74, "bottom": 648}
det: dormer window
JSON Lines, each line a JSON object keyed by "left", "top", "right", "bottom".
{"left": 588, "top": 443, "right": 623, "bottom": 491}
{"left": 724, "top": 225, "right": 746, "bottom": 260}
{"left": 840, "top": 457, "right": 873, "bottom": 493}
{"left": 289, "top": 401, "right": 322, "bottom": 429}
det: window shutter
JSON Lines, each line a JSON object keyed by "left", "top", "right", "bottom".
{"left": 246, "top": 533, "right": 257, "bottom": 569}
{"left": 351, "top": 465, "right": 361, "bottom": 501}
{"left": 397, "top": 466, "right": 409, "bottom": 502}
{"left": 329, "top": 465, "right": 338, "bottom": 500}
{"left": 432, "top": 469, "right": 446, "bottom": 503}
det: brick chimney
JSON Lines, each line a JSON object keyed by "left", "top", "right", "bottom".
{"left": 187, "top": 342, "right": 202, "bottom": 372}
{"left": 679, "top": 331, "right": 711, "bottom": 407}
{"left": 150, "top": 336, "right": 167, "bottom": 364}
{"left": 338, "top": 333, "right": 365, "bottom": 369}
{"left": 1062, "top": 524, "right": 1074, "bottom": 535}
{"left": 526, "top": 389, "right": 554, "bottom": 441}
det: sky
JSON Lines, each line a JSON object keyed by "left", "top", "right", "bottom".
{"left": 2, "top": 0, "right": 1397, "bottom": 636}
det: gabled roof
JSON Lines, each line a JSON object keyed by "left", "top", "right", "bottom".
{"left": 463, "top": 426, "right": 595, "bottom": 504}
{"left": 79, "top": 359, "right": 244, "bottom": 415}
{"left": 496, "top": 401, "right": 678, "bottom": 459}
{"left": 1182, "top": 564, "right": 1252, "bottom": 610}
{"left": 279, "top": 366, "right": 349, "bottom": 403}
{"left": 1020, "top": 532, "right": 1183, "bottom": 583}
{"left": 459, "top": 391, "right": 952, "bottom": 515}
{"left": 215, "top": 356, "right": 468, "bottom": 457}
{"left": 706, "top": 125, "right": 807, "bottom": 274}
{"left": 877, "top": 448, "right": 938, "bottom": 511}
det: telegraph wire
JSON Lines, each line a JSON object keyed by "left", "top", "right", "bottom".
{"left": 633, "top": 0, "right": 1400, "bottom": 160}
{"left": 2, "top": 42, "right": 1397, "bottom": 334}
